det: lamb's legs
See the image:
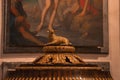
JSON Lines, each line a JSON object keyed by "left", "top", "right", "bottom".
{"left": 45, "top": 40, "right": 58, "bottom": 46}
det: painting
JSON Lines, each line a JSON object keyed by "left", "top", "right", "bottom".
{"left": 3, "top": 0, "right": 108, "bottom": 53}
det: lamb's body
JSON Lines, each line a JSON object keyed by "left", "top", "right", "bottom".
{"left": 45, "top": 30, "right": 71, "bottom": 46}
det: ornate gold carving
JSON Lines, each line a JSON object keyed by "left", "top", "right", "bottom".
{"left": 34, "top": 54, "right": 84, "bottom": 64}
{"left": 43, "top": 46, "right": 75, "bottom": 53}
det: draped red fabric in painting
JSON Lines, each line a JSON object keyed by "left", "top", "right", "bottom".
{"left": 79, "top": 0, "right": 98, "bottom": 15}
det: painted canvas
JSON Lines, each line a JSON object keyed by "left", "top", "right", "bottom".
{"left": 3, "top": 0, "right": 108, "bottom": 53}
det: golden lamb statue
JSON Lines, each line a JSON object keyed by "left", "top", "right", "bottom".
{"left": 45, "top": 29, "right": 71, "bottom": 46}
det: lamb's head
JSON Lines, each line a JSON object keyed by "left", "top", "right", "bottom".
{"left": 47, "top": 29, "right": 55, "bottom": 35}
{"left": 47, "top": 29, "right": 56, "bottom": 42}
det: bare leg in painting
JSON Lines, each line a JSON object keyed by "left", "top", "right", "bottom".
{"left": 36, "top": 0, "right": 51, "bottom": 33}
{"left": 48, "top": 0, "right": 59, "bottom": 31}
{"left": 36, "top": 0, "right": 59, "bottom": 33}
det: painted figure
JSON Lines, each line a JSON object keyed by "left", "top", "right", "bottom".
{"left": 10, "top": 0, "right": 43, "bottom": 46}
{"left": 78, "top": 0, "right": 98, "bottom": 16}
{"left": 63, "top": 0, "right": 98, "bottom": 16}
{"left": 35, "top": 0, "right": 59, "bottom": 33}
{"left": 69, "top": 0, "right": 99, "bottom": 38}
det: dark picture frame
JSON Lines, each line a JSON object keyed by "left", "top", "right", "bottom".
{"left": 2, "top": 0, "right": 108, "bottom": 53}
